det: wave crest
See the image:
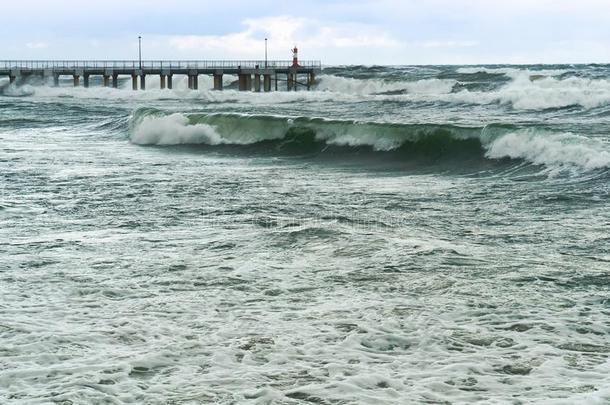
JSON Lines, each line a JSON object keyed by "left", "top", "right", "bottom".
{"left": 485, "top": 130, "right": 610, "bottom": 173}
{"left": 316, "top": 75, "right": 456, "bottom": 95}
{"left": 128, "top": 109, "right": 610, "bottom": 173}
{"left": 130, "top": 112, "right": 223, "bottom": 145}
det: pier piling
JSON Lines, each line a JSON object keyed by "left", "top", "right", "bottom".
{"left": 287, "top": 73, "right": 294, "bottom": 91}
{"left": 238, "top": 74, "right": 250, "bottom": 91}
{"left": 213, "top": 73, "right": 223, "bottom": 90}
{"left": 254, "top": 73, "right": 261, "bottom": 92}
{"left": 264, "top": 74, "right": 271, "bottom": 92}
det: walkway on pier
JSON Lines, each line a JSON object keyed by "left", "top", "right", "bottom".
{"left": 0, "top": 60, "right": 322, "bottom": 91}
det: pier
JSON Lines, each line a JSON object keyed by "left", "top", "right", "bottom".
{"left": 0, "top": 60, "right": 322, "bottom": 91}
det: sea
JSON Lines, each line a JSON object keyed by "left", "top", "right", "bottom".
{"left": 1, "top": 65, "right": 609, "bottom": 404}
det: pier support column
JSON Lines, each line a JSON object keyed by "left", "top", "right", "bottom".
{"left": 83, "top": 75, "right": 90, "bottom": 88}
{"left": 160, "top": 75, "right": 166, "bottom": 89}
{"left": 213, "top": 73, "right": 223, "bottom": 90}
{"left": 192, "top": 75, "right": 198, "bottom": 90}
{"left": 238, "top": 74, "right": 247, "bottom": 91}
{"left": 9, "top": 69, "right": 20, "bottom": 86}
{"left": 131, "top": 75, "right": 138, "bottom": 90}
{"left": 53, "top": 74, "right": 60, "bottom": 87}
{"left": 275, "top": 74, "right": 278, "bottom": 91}
{"left": 112, "top": 74, "right": 119, "bottom": 88}
{"left": 140, "top": 75, "right": 146, "bottom": 90}
{"left": 254, "top": 74, "right": 261, "bottom": 92}
{"left": 263, "top": 74, "right": 271, "bottom": 92}
{"left": 187, "top": 75, "right": 193, "bottom": 90}
{"left": 103, "top": 75, "right": 110, "bottom": 87}
{"left": 167, "top": 75, "right": 173, "bottom": 90}
{"left": 43, "top": 70, "right": 53, "bottom": 85}
{"left": 73, "top": 75, "right": 80, "bottom": 87}
{"left": 309, "top": 72, "right": 316, "bottom": 89}
{"left": 287, "top": 73, "right": 294, "bottom": 91}
{"left": 238, "top": 74, "right": 252, "bottom": 91}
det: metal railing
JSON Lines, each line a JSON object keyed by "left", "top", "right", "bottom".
{"left": 0, "top": 60, "right": 322, "bottom": 70}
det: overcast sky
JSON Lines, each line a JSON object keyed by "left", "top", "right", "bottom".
{"left": 2, "top": 0, "right": 610, "bottom": 64}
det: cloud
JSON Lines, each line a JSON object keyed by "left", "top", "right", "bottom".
{"left": 168, "top": 15, "right": 401, "bottom": 59}
{"left": 419, "top": 40, "right": 478, "bottom": 49}
{"left": 25, "top": 42, "right": 48, "bottom": 49}
{"left": 2, "top": 1, "right": 610, "bottom": 64}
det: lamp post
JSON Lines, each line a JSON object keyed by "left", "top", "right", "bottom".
{"left": 265, "top": 38, "right": 268, "bottom": 68}
{"left": 138, "top": 36, "right": 142, "bottom": 70}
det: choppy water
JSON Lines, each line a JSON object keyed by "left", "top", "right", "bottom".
{"left": 1, "top": 65, "right": 610, "bottom": 404}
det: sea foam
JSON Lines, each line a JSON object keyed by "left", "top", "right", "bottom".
{"left": 130, "top": 113, "right": 223, "bottom": 145}
{"left": 485, "top": 130, "right": 610, "bottom": 172}
{"left": 316, "top": 75, "right": 456, "bottom": 95}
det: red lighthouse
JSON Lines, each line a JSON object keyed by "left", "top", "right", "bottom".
{"left": 291, "top": 46, "right": 299, "bottom": 67}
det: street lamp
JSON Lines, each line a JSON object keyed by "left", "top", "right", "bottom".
{"left": 265, "top": 38, "right": 268, "bottom": 68}
{"left": 138, "top": 36, "right": 142, "bottom": 70}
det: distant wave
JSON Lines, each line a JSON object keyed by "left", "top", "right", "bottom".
{"left": 456, "top": 67, "right": 568, "bottom": 77}
{"left": 128, "top": 108, "right": 610, "bottom": 174}
{"left": 315, "top": 69, "right": 610, "bottom": 110}
{"left": 315, "top": 75, "right": 457, "bottom": 95}
{"left": 6, "top": 67, "right": 610, "bottom": 111}
{"left": 447, "top": 71, "right": 610, "bottom": 110}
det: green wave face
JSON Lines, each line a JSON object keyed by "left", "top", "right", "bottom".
{"left": 129, "top": 107, "right": 500, "bottom": 151}
{"left": 128, "top": 108, "right": 610, "bottom": 174}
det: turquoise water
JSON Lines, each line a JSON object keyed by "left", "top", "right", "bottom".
{"left": 1, "top": 65, "right": 609, "bottom": 404}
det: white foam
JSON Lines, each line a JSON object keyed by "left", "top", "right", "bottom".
{"left": 485, "top": 130, "right": 610, "bottom": 172}
{"left": 457, "top": 67, "right": 567, "bottom": 77}
{"left": 130, "top": 113, "right": 223, "bottom": 145}
{"left": 448, "top": 68, "right": 610, "bottom": 110}
{"left": 129, "top": 112, "right": 294, "bottom": 146}
{"left": 1, "top": 83, "right": 36, "bottom": 97}
{"left": 314, "top": 123, "right": 404, "bottom": 151}
{"left": 316, "top": 75, "right": 456, "bottom": 95}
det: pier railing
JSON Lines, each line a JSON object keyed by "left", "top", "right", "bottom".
{"left": 0, "top": 60, "right": 322, "bottom": 70}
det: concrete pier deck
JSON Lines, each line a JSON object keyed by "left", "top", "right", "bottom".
{"left": 0, "top": 60, "right": 322, "bottom": 91}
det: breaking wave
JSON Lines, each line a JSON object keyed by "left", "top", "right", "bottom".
{"left": 448, "top": 73, "right": 610, "bottom": 110}
{"left": 315, "top": 75, "right": 457, "bottom": 95}
{"left": 128, "top": 108, "right": 610, "bottom": 173}
{"left": 316, "top": 68, "right": 610, "bottom": 110}
{"left": 485, "top": 130, "right": 610, "bottom": 172}
{"left": 6, "top": 66, "right": 610, "bottom": 111}
{"left": 456, "top": 66, "right": 568, "bottom": 77}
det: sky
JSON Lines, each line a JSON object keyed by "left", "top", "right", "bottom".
{"left": 2, "top": 0, "right": 610, "bottom": 65}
